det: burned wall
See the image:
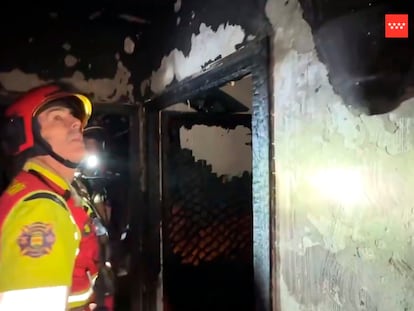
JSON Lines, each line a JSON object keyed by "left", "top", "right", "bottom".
{"left": 269, "top": 1, "right": 414, "bottom": 310}
{"left": 144, "top": 0, "right": 414, "bottom": 310}
{"left": 138, "top": 0, "right": 270, "bottom": 96}
{"left": 0, "top": 7, "right": 145, "bottom": 104}
{"left": 164, "top": 76, "right": 253, "bottom": 177}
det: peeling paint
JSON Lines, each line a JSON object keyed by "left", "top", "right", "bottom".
{"left": 164, "top": 102, "right": 196, "bottom": 112}
{"left": 0, "top": 70, "right": 49, "bottom": 92}
{"left": 64, "top": 55, "right": 78, "bottom": 67}
{"left": 124, "top": 36, "right": 135, "bottom": 54}
{"left": 145, "top": 22, "right": 245, "bottom": 94}
{"left": 62, "top": 43, "right": 71, "bottom": 51}
{"left": 174, "top": 0, "right": 182, "bottom": 13}
{"left": 246, "top": 34, "right": 256, "bottom": 41}
{"left": 265, "top": 0, "right": 314, "bottom": 59}
{"left": 266, "top": 0, "right": 414, "bottom": 309}
{"left": 180, "top": 125, "right": 251, "bottom": 177}
{"left": 0, "top": 57, "right": 134, "bottom": 103}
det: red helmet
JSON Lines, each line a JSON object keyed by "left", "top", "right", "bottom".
{"left": 3, "top": 84, "right": 92, "bottom": 156}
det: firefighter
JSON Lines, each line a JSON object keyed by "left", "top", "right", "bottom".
{"left": 82, "top": 126, "right": 112, "bottom": 225}
{"left": 81, "top": 125, "right": 130, "bottom": 278}
{"left": 73, "top": 126, "right": 115, "bottom": 310}
{"left": 0, "top": 84, "right": 100, "bottom": 311}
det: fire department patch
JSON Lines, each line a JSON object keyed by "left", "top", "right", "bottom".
{"left": 17, "top": 222, "right": 56, "bottom": 258}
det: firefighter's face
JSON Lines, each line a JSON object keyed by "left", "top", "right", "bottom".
{"left": 37, "top": 105, "right": 86, "bottom": 163}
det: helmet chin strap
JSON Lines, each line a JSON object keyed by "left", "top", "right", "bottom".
{"left": 39, "top": 141, "right": 80, "bottom": 169}
{"left": 32, "top": 119, "right": 81, "bottom": 169}
{"left": 32, "top": 135, "right": 80, "bottom": 169}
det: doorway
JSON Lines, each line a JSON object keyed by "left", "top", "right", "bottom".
{"left": 143, "top": 37, "right": 273, "bottom": 311}
{"left": 161, "top": 76, "right": 253, "bottom": 311}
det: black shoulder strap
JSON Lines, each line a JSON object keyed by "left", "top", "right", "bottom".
{"left": 23, "top": 169, "right": 71, "bottom": 211}
{"left": 27, "top": 169, "right": 71, "bottom": 201}
{"left": 23, "top": 191, "right": 68, "bottom": 211}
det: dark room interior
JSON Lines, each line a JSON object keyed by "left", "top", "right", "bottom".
{"left": 1, "top": 1, "right": 414, "bottom": 311}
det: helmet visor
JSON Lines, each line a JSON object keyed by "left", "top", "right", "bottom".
{"left": 33, "top": 94, "right": 92, "bottom": 128}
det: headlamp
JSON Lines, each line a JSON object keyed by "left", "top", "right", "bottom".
{"left": 85, "top": 154, "right": 99, "bottom": 169}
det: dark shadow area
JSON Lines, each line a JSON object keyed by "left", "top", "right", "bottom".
{"left": 300, "top": 0, "right": 414, "bottom": 115}
{"left": 0, "top": 105, "right": 14, "bottom": 193}
{"left": 82, "top": 110, "right": 132, "bottom": 311}
{"left": 161, "top": 89, "right": 254, "bottom": 311}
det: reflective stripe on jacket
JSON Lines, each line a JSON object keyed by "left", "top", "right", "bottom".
{"left": 0, "top": 161, "right": 99, "bottom": 309}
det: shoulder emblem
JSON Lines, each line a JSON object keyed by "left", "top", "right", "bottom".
{"left": 17, "top": 222, "right": 56, "bottom": 258}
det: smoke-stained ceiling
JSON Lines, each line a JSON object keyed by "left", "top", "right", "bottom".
{"left": 0, "top": 0, "right": 268, "bottom": 106}
{"left": 0, "top": 0, "right": 174, "bottom": 70}
{"left": 0, "top": 0, "right": 177, "bottom": 105}
{"left": 0, "top": 0, "right": 172, "bottom": 25}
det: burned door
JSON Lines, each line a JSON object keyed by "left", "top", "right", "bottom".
{"left": 161, "top": 112, "right": 253, "bottom": 311}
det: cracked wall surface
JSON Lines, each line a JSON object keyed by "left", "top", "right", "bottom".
{"left": 267, "top": 0, "right": 414, "bottom": 310}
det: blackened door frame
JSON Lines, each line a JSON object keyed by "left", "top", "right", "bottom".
{"left": 143, "top": 36, "right": 274, "bottom": 311}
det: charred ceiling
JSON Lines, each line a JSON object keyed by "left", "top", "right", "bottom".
{"left": 5, "top": 0, "right": 412, "bottom": 115}
{"left": 0, "top": 0, "right": 173, "bottom": 101}
{"left": 0, "top": 0, "right": 270, "bottom": 102}
{"left": 136, "top": 0, "right": 271, "bottom": 98}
